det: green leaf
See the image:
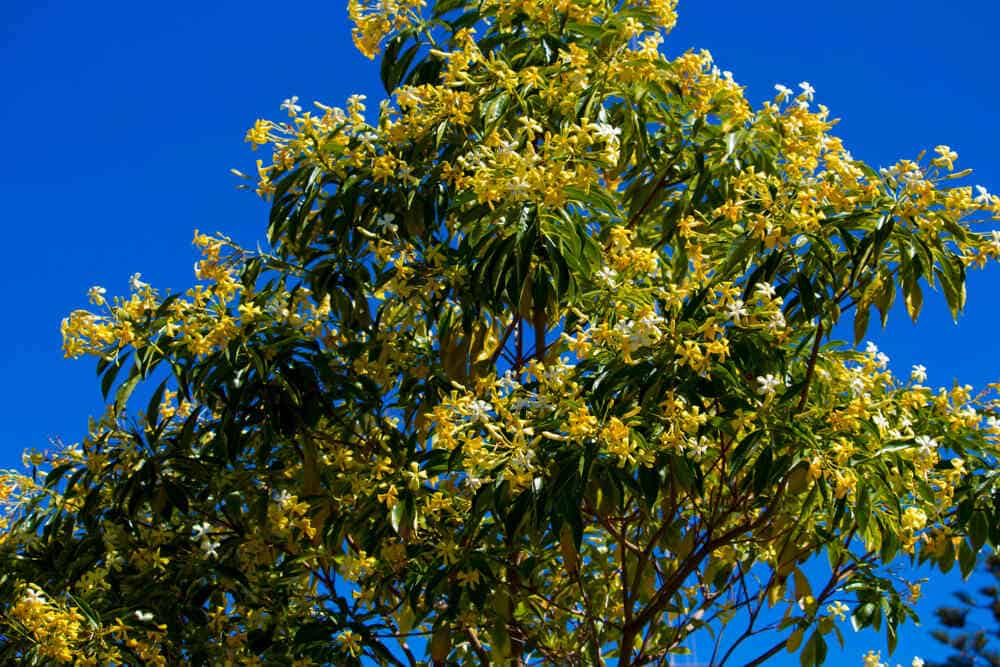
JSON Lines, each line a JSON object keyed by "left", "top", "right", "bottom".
{"left": 903, "top": 275, "right": 923, "bottom": 322}
{"left": 799, "top": 630, "right": 826, "bottom": 667}
{"left": 879, "top": 520, "right": 899, "bottom": 562}
{"left": 381, "top": 38, "right": 421, "bottom": 93}
{"left": 729, "top": 430, "right": 763, "bottom": 473}
{"left": 114, "top": 365, "right": 142, "bottom": 414}
{"left": 481, "top": 91, "right": 511, "bottom": 129}
{"left": 752, "top": 446, "right": 773, "bottom": 495}
{"left": 390, "top": 501, "right": 405, "bottom": 535}
{"left": 958, "top": 539, "right": 977, "bottom": 579}
{"left": 853, "top": 305, "right": 870, "bottom": 346}
{"left": 969, "top": 510, "right": 989, "bottom": 550}
{"left": 874, "top": 275, "right": 896, "bottom": 328}
{"left": 145, "top": 378, "right": 168, "bottom": 429}
{"left": 99, "top": 352, "right": 132, "bottom": 400}
{"left": 796, "top": 272, "right": 817, "bottom": 318}
{"left": 786, "top": 627, "right": 804, "bottom": 653}
{"left": 669, "top": 453, "right": 698, "bottom": 495}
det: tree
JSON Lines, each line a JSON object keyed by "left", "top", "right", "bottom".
{"left": 926, "top": 554, "right": 1000, "bottom": 667}
{"left": 2, "top": 0, "right": 999, "bottom": 664}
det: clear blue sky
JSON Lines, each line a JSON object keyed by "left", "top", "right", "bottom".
{"left": 2, "top": 1, "right": 997, "bottom": 664}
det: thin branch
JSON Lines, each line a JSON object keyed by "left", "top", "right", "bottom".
{"left": 488, "top": 319, "right": 518, "bottom": 367}
{"left": 462, "top": 626, "right": 491, "bottom": 666}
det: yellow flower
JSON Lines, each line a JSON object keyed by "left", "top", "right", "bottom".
{"left": 377, "top": 484, "right": 399, "bottom": 508}
{"left": 337, "top": 629, "right": 362, "bottom": 656}
{"left": 932, "top": 145, "right": 958, "bottom": 171}
{"left": 565, "top": 406, "right": 598, "bottom": 440}
{"left": 244, "top": 119, "right": 271, "bottom": 149}
{"left": 826, "top": 600, "right": 849, "bottom": 621}
{"left": 456, "top": 570, "right": 481, "bottom": 586}
{"left": 901, "top": 507, "right": 927, "bottom": 532}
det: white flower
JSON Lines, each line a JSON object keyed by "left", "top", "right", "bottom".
{"left": 376, "top": 212, "right": 398, "bottom": 233}
{"left": 915, "top": 435, "right": 938, "bottom": 457}
{"left": 911, "top": 364, "right": 927, "bottom": 383}
{"left": 87, "top": 285, "right": 107, "bottom": 306}
{"left": 543, "top": 357, "right": 573, "bottom": 384}
{"left": 724, "top": 299, "right": 748, "bottom": 325}
{"left": 615, "top": 317, "right": 660, "bottom": 351}
{"left": 850, "top": 376, "right": 866, "bottom": 396}
{"left": 637, "top": 309, "right": 665, "bottom": 331}
{"left": 798, "top": 81, "right": 816, "bottom": 100}
{"left": 201, "top": 538, "right": 222, "bottom": 559}
{"left": 498, "top": 370, "right": 519, "bottom": 394}
{"left": 912, "top": 658, "right": 925, "bottom": 667}
{"left": 754, "top": 282, "right": 777, "bottom": 300}
{"left": 497, "top": 138, "right": 519, "bottom": 156}
{"left": 774, "top": 84, "right": 793, "bottom": 100}
{"left": 22, "top": 587, "right": 46, "bottom": 606}
{"left": 592, "top": 122, "right": 622, "bottom": 144}
{"left": 756, "top": 373, "right": 783, "bottom": 396}
{"left": 865, "top": 341, "right": 879, "bottom": 355}
{"left": 596, "top": 266, "right": 618, "bottom": 288}
{"left": 875, "top": 352, "right": 890, "bottom": 368}
{"left": 690, "top": 437, "right": 710, "bottom": 457}
{"left": 192, "top": 522, "right": 212, "bottom": 540}
{"left": 465, "top": 399, "right": 493, "bottom": 422}
{"left": 975, "top": 185, "right": 991, "bottom": 205}
{"left": 280, "top": 95, "right": 302, "bottom": 117}
{"left": 135, "top": 610, "right": 155, "bottom": 622}
{"left": 129, "top": 272, "right": 148, "bottom": 291}
{"left": 872, "top": 412, "right": 889, "bottom": 431}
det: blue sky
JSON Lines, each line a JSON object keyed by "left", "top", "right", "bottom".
{"left": 1, "top": 0, "right": 997, "bottom": 664}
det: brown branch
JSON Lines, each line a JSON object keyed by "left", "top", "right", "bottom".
{"left": 462, "top": 626, "right": 491, "bottom": 666}
{"left": 533, "top": 310, "right": 547, "bottom": 363}
{"left": 516, "top": 318, "right": 524, "bottom": 367}
{"left": 488, "top": 319, "right": 518, "bottom": 367}
{"left": 623, "top": 510, "right": 774, "bottom": 660}
{"left": 743, "top": 639, "right": 788, "bottom": 667}
{"left": 625, "top": 156, "right": 687, "bottom": 230}
{"left": 398, "top": 641, "right": 417, "bottom": 667}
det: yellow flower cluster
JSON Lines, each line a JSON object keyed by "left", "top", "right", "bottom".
{"left": 348, "top": 0, "right": 426, "bottom": 60}
{"left": 62, "top": 231, "right": 336, "bottom": 368}
{"left": 8, "top": 585, "right": 83, "bottom": 663}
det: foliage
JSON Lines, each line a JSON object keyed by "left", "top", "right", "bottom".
{"left": 926, "top": 554, "right": 1000, "bottom": 667}
{"left": 3, "top": 0, "right": 1000, "bottom": 664}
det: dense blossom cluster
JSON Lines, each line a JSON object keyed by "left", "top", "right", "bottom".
{"left": 2, "top": 0, "right": 999, "bottom": 665}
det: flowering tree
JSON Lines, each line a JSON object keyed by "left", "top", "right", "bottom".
{"left": 2, "top": 0, "right": 999, "bottom": 664}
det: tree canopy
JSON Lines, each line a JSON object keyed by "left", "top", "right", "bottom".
{"left": 2, "top": 0, "right": 999, "bottom": 664}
